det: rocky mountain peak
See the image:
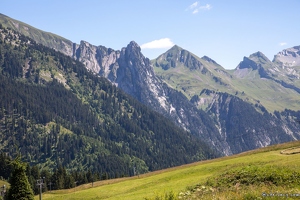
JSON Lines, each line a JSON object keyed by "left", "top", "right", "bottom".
{"left": 156, "top": 45, "right": 183, "bottom": 61}
{"left": 249, "top": 51, "right": 268, "bottom": 60}
{"left": 123, "top": 41, "right": 146, "bottom": 64}
{"left": 74, "top": 40, "right": 101, "bottom": 73}
{"left": 273, "top": 45, "right": 300, "bottom": 67}
{"left": 235, "top": 51, "right": 272, "bottom": 70}
{"left": 247, "top": 51, "right": 273, "bottom": 67}
{"left": 169, "top": 45, "right": 183, "bottom": 52}
{"left": 234, "top": 52, "right": 272, "bottom": 79}
{"left": 126, "top": 41, "right": 141, "bottom": 52}
{"left": 236, "top": 56, "right": 259, "bottom": 70}
{"left": 154, "top": 45, "right": 206, "bottom": 72}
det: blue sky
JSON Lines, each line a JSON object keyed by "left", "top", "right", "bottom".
{"left": 1, "top": 0, "right": 299, "bottom": 69}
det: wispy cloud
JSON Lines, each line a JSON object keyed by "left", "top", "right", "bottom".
{"left": 189, "top": 2, "right": 198, "bottom": 10}
{"left": 279, "top": 42, "right": 287, "bottom": 46}
{"left": 192, "top": 9, "right": 199, "bottom": 14}
{"left": 141, "top": 38, "right": 174, "bottom": 49}
{"left": 186, "top": 2, "right": 212, "bottom": 14}
{"left": 199, "top": 4, "right": 212, "bottom": 10}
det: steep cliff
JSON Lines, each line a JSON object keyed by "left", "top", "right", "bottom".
{"left": 192, "top": 90, "right": 300, "bottom": 154}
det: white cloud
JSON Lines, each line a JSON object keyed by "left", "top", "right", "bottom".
{"left": 199, "top": 4, "right": 212, "bottom": 10}
{"left": 192, "top": 9, "right": 199, "bottom": 14}
{"left": 189, "top": 2, "right": 198, "bottom": 9}
{"left": 141, "top": 38, "right": 174, "bottom": 49}
{"left": 186, "top": 2, "right": 212, "bottom": 14}
{"left": 279, "top": 42, "right": 287, "bottom": 46}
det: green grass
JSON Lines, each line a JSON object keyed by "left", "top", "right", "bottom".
{"left": 154, "top": 62, "right": 233, "bottom": 100}
{"left": 0, "top": 13, "right": 73, "bottom": 55}
{"left": 35, "top": 140, "right": 300, "bottom": 200}
{"left": 154, "top": 58, "right": 300, "bottom": 112}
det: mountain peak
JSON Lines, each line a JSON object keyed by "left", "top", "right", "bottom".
{"left": 123, "top": 41, "right": 144, "bottom": 61}
{"left": 273, "top": 45, "right": 300, "bottom": 67}
{"left": 169, "top": 44, "right": 183, "bottom": 51}
{"left": 236, "top": 56, "right": 259, "bottom": 71}
{"left": 236, "top": 51, "right": 272, "bottom": 71}
{"left": 126, "top": 41, "right": 141, "bottom": 51}
{"left": 249, "top": 51, "right": 265, "bottom": 58}
{"left": 128, "top": 40, "right": 140, "bottom": 47}
{"left": 247, "top": 51, "right": 272, "bottom": 66}
{"left": 153, "top": 44, "right": 207, "bottom": 72}
{"left": 249, "top": 51, "right": 269, "bottom": 62}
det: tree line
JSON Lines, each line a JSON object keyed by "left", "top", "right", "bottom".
{"left": 0, "top": 152, "right": 115, "bottom": 197}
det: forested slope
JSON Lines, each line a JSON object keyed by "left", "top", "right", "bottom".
{"left": 0, "top": 25, "right": 218, "bottom": 179}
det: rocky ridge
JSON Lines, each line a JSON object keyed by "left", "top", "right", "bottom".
{"left": 71, "top": 40, "right": 228, "bottom": 154}
{"left": 234, "top": 50, "right": 300, "bottom": 94}
{"left": 273, "top": 45, "right": 300, "bottom": 67}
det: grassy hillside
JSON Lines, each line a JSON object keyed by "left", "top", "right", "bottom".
{"left": 153, "top": 46, "right": 234, "bottom": 100}
{"left": 35, "top": 140, "right": 300, "bottom": 199}
{"left": 227, "top": 69, "right": 300, "bottom": 112}
{"left": 153, "top": 47, "right": 300, "bottom": 112}
{"left": 0, "top": 13, "right": 73, "bottom": 56}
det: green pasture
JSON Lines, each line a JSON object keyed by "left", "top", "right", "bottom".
{"left": 154, "top": 62, "right": 300, "bottom": 112}
{"left": 35, "top": 140, "right": 300, "bottom": 199}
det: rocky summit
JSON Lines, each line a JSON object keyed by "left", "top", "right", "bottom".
{"left": 273, "top": 45, "right": 300, "bottom": 67}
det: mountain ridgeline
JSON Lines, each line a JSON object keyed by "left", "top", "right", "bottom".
{"left": 1, "top": 13, "right": 300, "bottom": 158}
{"left": 0, "top": 24, "right": 219, "bottom": 179}
{"left": 153, "top": 45, "right": 300, "bottom": 154}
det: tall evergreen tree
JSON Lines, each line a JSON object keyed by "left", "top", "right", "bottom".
{"left": 6, "top": 155, "right": 34, "bottom": 200}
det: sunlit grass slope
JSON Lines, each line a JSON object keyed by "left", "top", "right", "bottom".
{"left": 36, "top": 140, "right": 300, "bottom": 200}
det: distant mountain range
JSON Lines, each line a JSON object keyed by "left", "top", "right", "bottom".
{"left": 0, "top": 13, "right": 299, "bottom": 160}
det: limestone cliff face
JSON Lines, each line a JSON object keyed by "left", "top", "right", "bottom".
{"left": 74, "top": 41, "right": 101, "bottom": 73}
{"left": 72, "top": 41, "right": 169, "bottom": 111}
{"left": 73, "top": 41, "right": 121, "bottom": 80}
{"left": 116, "top": 42, "right": 168, "bottom": 108}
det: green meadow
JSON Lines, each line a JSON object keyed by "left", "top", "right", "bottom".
{"left": 35, "top": 140, "right": 300, "bottom": 199}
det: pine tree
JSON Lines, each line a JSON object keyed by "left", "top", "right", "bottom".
{"left": 6, "top": 155, "right": 34, "bottom": 200}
